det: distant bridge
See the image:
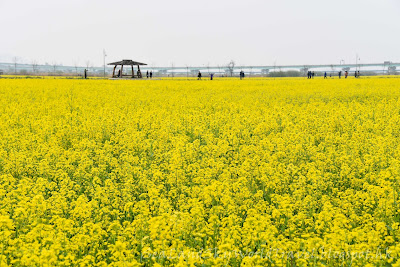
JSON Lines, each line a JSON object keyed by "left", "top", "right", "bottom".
{"left": 150, "top": 62, "right": 400, "bottom": 71}
{"left": 145, "top": 62, "right": 400, "bottom": 75}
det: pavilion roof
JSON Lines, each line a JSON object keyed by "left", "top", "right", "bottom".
{"left": 107, "top": 59, "right": 147, "bottom": 66}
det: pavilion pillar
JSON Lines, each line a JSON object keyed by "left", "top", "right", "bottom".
{"left": 138, "top": 65, "right": 141, "bottom": 78}
{"left": 112, "top": 66, "right": 116, "bottom": 78}
{"left": 121, "top": 64, "right": 124, "bottom": 77}
{"left": 131, "top": 65, "right": 134, "bottom": 78}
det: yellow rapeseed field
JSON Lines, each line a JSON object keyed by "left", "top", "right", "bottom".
{"left": 1, "top": 77, "right": 400, "bottom": 266}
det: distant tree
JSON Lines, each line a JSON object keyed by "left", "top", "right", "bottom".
{"left": 85, "top": 60, "right": 91, "bottom": 71}
{"left": 74, "top": 62, "right": 79, "bottom": 76}
{"left": 227, "top": 60, "right": 235, "bottom": 77}
{"left": 278, "top": 66, "right": 284, "bottom": 76}
{"left": 286, "top": 70, "right": 301, "bottom": 77}
{"left": 52, "top": 62, "right": 58, "bottom": 75}
{"left": 19, "top": 69, "right": 28, "bottom": 75}
{"left": 12, "top": 57, "right": 18, "bottom": 75}
{"left": 269, "top": 70, "right": 302, "bottom": 78}
{"left": 31, "top": 60, "right": 39, "bottom": 74}
{"left": 150, "top": 62, "right": 156, "bottom": 77}
{"left": 302, "top": 65, "right": 308, "bottom": 77}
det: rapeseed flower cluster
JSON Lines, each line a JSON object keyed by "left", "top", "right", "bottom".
{"left": 0, "top": 77, "right": 400, "bottom": 266}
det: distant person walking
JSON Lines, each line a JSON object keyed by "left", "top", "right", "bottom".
{"left": 312, "top": 71, "right": 315, "bottom": 79}
{"left": 307, "top": 71, "right": 310, "bottom": 79}
{"left": 210, "top": 73, "right": 214, "bottom": 80}
{"left": 146, "top": 70, "right": 149, "bottom": 78}
{"left": 324, "top": 72, "right": 327, "bottom": 79}
{"left": 150, "top": 71, "right": 153, "bottom": 79}
{"left": 84, "top": 69, "right": 87, "bottom": 79}
{"left": 345, "top": 71, "right": 348, "bottom": 78}
{"left": 358, "top": 71, "right": 360, "bottom": 78}
{"left": 339, "top": 71, "right": 342, "bottom": 79}
{"left": 198, "top": 71, "right": 202, "bottom": 80}
{"left": 355, "top": 71, "right": 357, "bottom": 78}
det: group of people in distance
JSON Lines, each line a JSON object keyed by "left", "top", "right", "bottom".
{"left": 330, "top": 70, "right": 361, "bottom": 79}
{"left": 197, "top": 71, "right": 215, "bottom": 80}
{"left": 317, "top": 70, "right": 361, "bottom": 79}
{"left": 194, "top": 69, "right": 359, "bottom": 80}
{"left": 239, "top": 70, "right": 245, "bottom": 80}
{"left": 116, "top": 69, "right": 151, "bottom": 78}
{"left": 197, "top": 70, "right": 245, "bottom": 80}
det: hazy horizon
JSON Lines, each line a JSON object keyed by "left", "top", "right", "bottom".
{"left": 1, "top": 0, "right": 399, "bottom": 67}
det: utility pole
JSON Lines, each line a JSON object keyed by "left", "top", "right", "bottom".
{"left": 355, "top": 54, "right": 360, "bottom": 72}
{"left": 103, "top": 49, "right": 107, "bottom": 78}
{"left": 356, "top": 54, "right": 358, "bottom": 72}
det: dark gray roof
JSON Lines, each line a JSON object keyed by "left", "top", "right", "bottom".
{"left": 107, "top": 59, "right": 147, "bottom": 66}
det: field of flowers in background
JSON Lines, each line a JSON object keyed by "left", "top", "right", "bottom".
{"left": 1, "top": 77, "right": 400, "bottom": 266}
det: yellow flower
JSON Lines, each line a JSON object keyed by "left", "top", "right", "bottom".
{"left": 1, "top": 76, "right": 400, "bottom": 265}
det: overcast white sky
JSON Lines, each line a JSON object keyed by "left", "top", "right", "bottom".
{"left": 1, "top": 0, "right": 399, "bottom": 67}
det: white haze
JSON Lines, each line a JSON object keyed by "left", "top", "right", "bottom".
{"left": 0, "top": 0, "right": 399, "bottom": 67}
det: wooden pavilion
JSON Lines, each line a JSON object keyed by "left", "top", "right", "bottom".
{"left": 108, "top": 59, "right": 147, "bottom": 78}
